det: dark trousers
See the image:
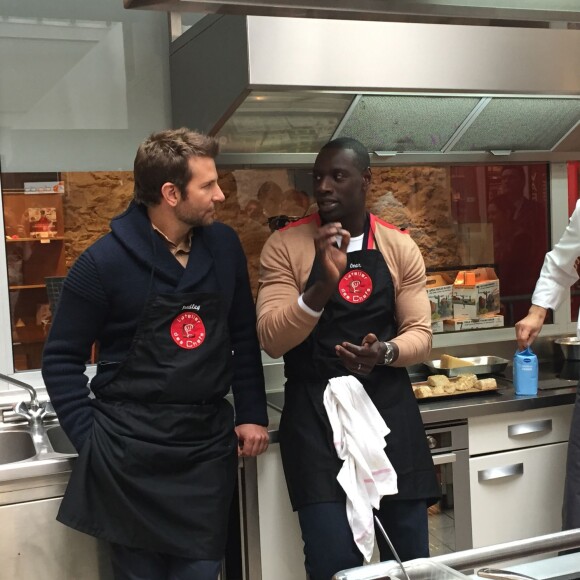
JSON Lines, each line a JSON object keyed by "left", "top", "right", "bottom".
{"left": 297, "top": 499, "right": 429, "bottom": 580}
{"left": 110, "top": 543, "right": 222, "bottom": 580}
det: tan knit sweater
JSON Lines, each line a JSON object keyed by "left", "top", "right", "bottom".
{"left": 256, "top": 213, "right": 432, "bottom": 366}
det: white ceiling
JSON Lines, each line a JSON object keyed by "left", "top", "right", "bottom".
{"left": 0, "top": 18, "right": 128, "bottom": 129}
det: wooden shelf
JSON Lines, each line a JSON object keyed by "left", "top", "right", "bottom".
{"left": 3, "top": 189, "right": 64, "bottom": 195}
{"left": 13, "top": 325, "right": 47, "bottom": 344}
{"left": 6, "top": 237, "right": 64, "bottom": 243}
{"left": 9, "top": 284, "right": 46, "bottom": 290}
{"left": 3, "top": 178, "right": 66, "bottom": 371}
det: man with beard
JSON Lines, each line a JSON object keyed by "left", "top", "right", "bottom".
{"left": 42, "top": 128, "right": 269, "bottom": 580}
{"left": 256, "top": 137, "right": 439, "bottom": 580}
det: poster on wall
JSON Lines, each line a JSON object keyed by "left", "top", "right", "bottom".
{"left": 27, "top": 207, "right": 57, "bottom": 237}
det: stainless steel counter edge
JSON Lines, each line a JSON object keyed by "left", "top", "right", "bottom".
{"left": 0, "top": 455, "right": 74, "bottom": 483}
{"left": 265, "top": 384, "right": 578, "bottom": 444}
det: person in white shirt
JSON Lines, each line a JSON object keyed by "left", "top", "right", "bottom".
{"left": 516, "top": 200, "right": 580, "bottom": 349}
{"left": 515, "top": 199, "right": 580, "bottom": 530}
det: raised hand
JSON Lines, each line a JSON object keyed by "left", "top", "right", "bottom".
{"left": 315, "top": 222, "right": 351, "bottom": 285}
{"left": 302, "top": 223, "right": 351, "bottom": 313}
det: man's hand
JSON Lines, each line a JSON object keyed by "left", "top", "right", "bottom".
{"left": 515, "top": 305, "right": 548, "bottom": 350}
{"left": 235, "top": 424, "right": 269, "bottom": 457}
{"left": 314, "top": 222, "right": 351, "bottom": 285}
{"left": 303, "top": 223, "right": 351, "bottom": 312}
{"left": 335, "top": 333, "right": 385, "bottom": 375}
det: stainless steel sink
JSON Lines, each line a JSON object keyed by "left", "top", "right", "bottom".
{"left": 46, "top": 425, "right": 76, "bottom": 455}
{"left": 0, "top": 431, "right": 37, "bottom": 464}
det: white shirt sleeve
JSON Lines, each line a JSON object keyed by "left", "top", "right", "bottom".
{"left": 296, "top": 235, "right": 364, "bottom": 317}
{"left": 532, "top": 200, "right": 580, "bottom": 311}
{"left": 298, "top": 294, "right": 324, "bottom": 318}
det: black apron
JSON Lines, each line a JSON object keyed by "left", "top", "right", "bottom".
{"left": 57, "top": 291, "right": 238, "bottom": 560}
{"left": 280, "top": 217, "right": 439, "bottom": 510}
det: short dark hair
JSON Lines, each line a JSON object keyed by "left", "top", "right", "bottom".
{"left": 133, "top": 128, "right": 219, "bottom": 206}
{"left": 501, "top": 165, "right": 526, "bottom": 183}
{"left": 319, "top": 137, "right": 370, "bottom": 172}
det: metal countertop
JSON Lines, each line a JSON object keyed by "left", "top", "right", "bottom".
{"left": 265, "top": 363, "right": 579, "bottom": 443}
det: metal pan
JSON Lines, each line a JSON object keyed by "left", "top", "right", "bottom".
{"left": 424, "top": 356, "right": 509, "bottom": 378}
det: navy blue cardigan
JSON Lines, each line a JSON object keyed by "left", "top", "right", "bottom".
{"left": 42, "top": 202, "right": 268, "bottom": 450}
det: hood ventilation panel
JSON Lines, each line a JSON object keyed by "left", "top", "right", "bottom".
{"left": 216, "top": 92, "right": 353, "bottom": 154}
{"left": 451, "top": 98, "right": 580, "bottom": 152}
{"left": 338, "top": 95, "right": 482, "bottom": 153}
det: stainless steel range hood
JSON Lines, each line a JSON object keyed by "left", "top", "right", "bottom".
{"left": 170, "top": 15, "right": 580, "bottom": 165}
{"left": 127, "top": 0, "right": 580, "bottom": 27}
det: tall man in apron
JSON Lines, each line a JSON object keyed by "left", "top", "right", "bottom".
{"left": 257, "top": 137, "right": 439, "bottom": 580}
{"left": 42, "top": 128, "right": 269, "bottom": 580}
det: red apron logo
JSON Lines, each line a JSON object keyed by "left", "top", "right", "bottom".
{"left": 170, "top": 312, "right": 206, "bottom": 349}
{"left": 338, "top": 269, "right": 373, "bottom": 304}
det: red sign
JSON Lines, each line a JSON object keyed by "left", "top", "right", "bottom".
{"left": 170, "top": 312, "right": 206, "bottom": 349}
{"left": 338, "top": 269, "right": 373, "bottom": 304}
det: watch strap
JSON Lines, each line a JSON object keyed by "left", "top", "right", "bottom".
{"left": 380, "top": 341, "right": 395, "bottom": 366}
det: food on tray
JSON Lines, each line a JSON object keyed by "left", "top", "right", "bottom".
{"left": 455, "top": 373, "right": 478, "bottom": 391}
{"left": 443, "top": 382, "right": 456, "bottom": 394}
{"left": 414, "top": 386, "right": 433, "bottom": 398}
{"left": 475, "top": 377, "right": 497, "bottom": 390}
{"left": 427, "top": 375, "right": 450, "bottom": 388}
{"left": 454, "top": 379, "right": 471, "bottom": 391}
{"left": 414, "top": 373, "right": 498, "bottom": 400}
{"left": 440, "top": 354, "right": 476, "bottom": 369}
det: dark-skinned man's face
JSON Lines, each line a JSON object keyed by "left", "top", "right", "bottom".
{"left": 312, "top": 148, "right": 370, "bottom": 224}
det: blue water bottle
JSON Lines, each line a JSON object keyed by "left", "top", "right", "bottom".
{"left": 513, "top": 347, "right": 538, "bottom": 396}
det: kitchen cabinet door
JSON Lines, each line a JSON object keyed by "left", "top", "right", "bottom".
{"left": 255, "top": 446, "right": 307, "bottom": 580}
{"left": 0, "top": 496, "right": 112, "bottom": 579}
{"left": 470, "top": 442, "right": 567, "bottom": 549}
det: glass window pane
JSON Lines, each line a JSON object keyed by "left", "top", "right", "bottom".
{"left": 0, "top": 0, "right": 171, "bottom": 373}
{"left": 1, "top": 161, "right": 552, "bottom": 372}
{"left": 450, "top": 164, "right": 550, "bottom": 327}
{"left": 214, "top": 163, "right": 551, "bottom": 335}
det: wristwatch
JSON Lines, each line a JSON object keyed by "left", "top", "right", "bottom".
{"left": 379, "top": 341, "right": 396, "bottom": 366}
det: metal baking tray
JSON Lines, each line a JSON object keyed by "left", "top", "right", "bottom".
{"left": 424, "top": 356, "right": 509, "bottom": 378}
{"left": 412, "top": 377, "right": 499, "bottom": 402}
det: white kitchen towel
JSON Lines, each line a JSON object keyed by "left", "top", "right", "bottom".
{"left": 323, "top": 375, "right": 398, "bottom": 562}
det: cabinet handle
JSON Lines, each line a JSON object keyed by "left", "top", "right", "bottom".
{"left": 432, "top": 452, "right": 456, "bottom": 466}
{"left": 508, "top": 419, "right": 552, "bottom": 437}
{"left": 478, "top": 463, "right": 524, "bottom": 482}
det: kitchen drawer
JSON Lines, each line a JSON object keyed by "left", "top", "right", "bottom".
{"left": 469, "top": 404, "right": 573, "bottom": 455}
{"left": 470, "top": 442, "right": 567, "bottom": 549}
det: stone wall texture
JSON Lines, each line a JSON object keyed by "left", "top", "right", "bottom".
{"left": 62, "top": 167, "right": 458, "bottom": 296}
{"left": 63, "top": 172, "right": 133, "bottom": 269}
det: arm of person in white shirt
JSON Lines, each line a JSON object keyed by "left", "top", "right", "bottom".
{"left": 516, "top": 200, "right": 580, "bottom": 349}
